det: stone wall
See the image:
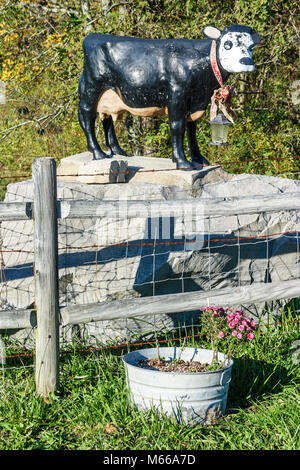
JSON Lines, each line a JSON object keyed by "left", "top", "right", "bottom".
{"left": 1, "top": 154, "right": 299, "bottom": 345}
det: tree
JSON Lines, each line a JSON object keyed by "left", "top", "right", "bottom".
{"left": 0, "top": 0, "right": 299, "bottom": 198}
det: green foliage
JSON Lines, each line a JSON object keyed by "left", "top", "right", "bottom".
{"left": 0, "top": 307, "right": 299, "bottom": 449}
{"left": 0, "top": 0, "right": 299, "bottom": 199}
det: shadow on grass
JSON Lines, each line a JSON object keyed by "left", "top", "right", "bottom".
{"left": 226, "top": 356, "right": 290, "bottom": 413}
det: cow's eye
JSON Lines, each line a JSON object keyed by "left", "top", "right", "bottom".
{"left": 224, "top": 40, "right": 233, "bottom": 50}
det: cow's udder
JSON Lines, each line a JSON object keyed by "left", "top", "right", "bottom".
{"left": 97, "top": 89, "right": 168, "bottom": 121}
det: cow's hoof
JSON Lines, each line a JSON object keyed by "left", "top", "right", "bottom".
{"left": 175, "top": 160, "right": 195, "bottom": 170}
{"left": 92, "top": 150, "right": 112, "bottom": 160}
{"left": 112, "top": 148, "right": 128, "bottom": 157}
{"left": 192, "top": 157, "right": 210, "bottom": 168}
{"left": 191, "top": 162, "right": 203, "bottom": 170}
{"left": 191, "top": 155, "right": 210, "bottom": 168}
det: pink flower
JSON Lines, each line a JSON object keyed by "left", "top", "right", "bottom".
{"left": 227, "top": 314, "right": 234, "bottom": 321}
{"left": 247, "top": 332, "right": 255, "bottom": 340}
{"left": 229, "top": 321, "right": 236, "bottom": 329}
{"left": 238, "top": 324, "right": 245, "bottom": 331}
{"left": 218, "top": 331, "right": 225, "bottom": 338}
{"left": 232, "top": 330, "right": 238, "bottom": 336}
{"left": 237, "top": 333, "right": 243, "bottom": 339}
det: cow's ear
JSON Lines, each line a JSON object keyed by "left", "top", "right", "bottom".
{"left": 252, "top": 32, "right": 261, "bottom": 44}
{"left": 203, "top": 26, "right": 222, "bottom": 40}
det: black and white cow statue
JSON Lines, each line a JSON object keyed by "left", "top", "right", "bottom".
{"left": 78, "top": 24, "right": 260, "bottom": 169}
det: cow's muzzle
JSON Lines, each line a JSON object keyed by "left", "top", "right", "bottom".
{"left": 239, "top": 57, "right": 254, "bottom": 66}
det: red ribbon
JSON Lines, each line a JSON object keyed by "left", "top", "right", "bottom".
{"left": 210, "top": 40, "right": 236, "bottom": 123}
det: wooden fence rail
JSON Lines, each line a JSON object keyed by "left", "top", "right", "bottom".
{"left": 0, "top": 157, "right": 300, "bottom": 396}
{"left": 60, "top": 279, "right": 300, "bottom": 325}
{"left": 0, "top": 202, "right": 32, "bottom": 221}
{"left": 2, "top": 193, "right": 300, "bottom": 223}
{"left": 59, "top": 193, "right": 300, "bottom": 219}
{"left": 1, "top": 278, "right": 299, "bottom": 331}
{"left": 0, "top": 309, "right": 36, "bottom": 330}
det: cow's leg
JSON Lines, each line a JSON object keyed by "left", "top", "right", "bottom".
{"left": 168, "top": 96, "right": 194, "bottom": 170}
{"left": 78, "top": 75, "right": 109, "bottom": 160}
{"left": 102, "top": 117, "right": 128, "bottom": 157}
{"left": 186, "top": 120, "right": 210, "bottom": 168}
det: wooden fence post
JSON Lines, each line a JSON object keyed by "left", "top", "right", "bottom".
{"left": 33, "top": 157, "right": 59, "bottom": 397}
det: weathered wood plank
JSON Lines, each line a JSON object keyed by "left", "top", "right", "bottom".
{"left": 0, "top": 202, "right": 32, "bottom": 221}
{"left": 2, "top": 277, "right": 298, "bottom": 330}
{"left": 59, "top": 192, "right": 300, "bottom": 220}
{"left": 0, "top": 309, "right": 36, "bottom": 329}
{"left": 33, "top": 158, "right": 59, "bottom": 397}
{"left": 60, "top": 278, "right": 300, "bottom": 325}
{"left": 1, "top": 191, "right": 296, "bottom": 222}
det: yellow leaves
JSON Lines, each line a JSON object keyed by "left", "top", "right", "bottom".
{"left": 0, "top": 68, "right": 12, "bottom": 82}
{"left": 32, "top": 65, "right": 41, "bottom": 73}
{"left": 4, "top": 59, "right": 14, "bottom": 66}
{"left": 0, "top": 59, "right": 31, "bottom": 84}
{"left": 0, "top": 58, "right": 15, "bottom": 81}
{"left": 3, "top": 33, "right": 18, "bottom": 43}
{"left": 0, "top": 22, "right": 7, "bottom": 35}
{"left": 43, "top": 33, "right": 63, "bottom": 49}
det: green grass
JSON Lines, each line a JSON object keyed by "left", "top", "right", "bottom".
{"left": 0, "top": 309, "right": 299, "bottom": 450}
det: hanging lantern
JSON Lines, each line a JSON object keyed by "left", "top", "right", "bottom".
{"left": 208, "top": 112, "right": 232, "bottom": 146}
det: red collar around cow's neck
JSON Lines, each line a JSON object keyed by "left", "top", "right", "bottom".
{"left": 209, "top": 40, "right": 236, "bottom": 123}
{"left": 210, "top": 40, "right": 224, "bottom": 87}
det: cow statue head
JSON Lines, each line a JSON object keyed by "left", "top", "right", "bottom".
{"left": 203, "top": 24, "right": 261, "bottom": 73}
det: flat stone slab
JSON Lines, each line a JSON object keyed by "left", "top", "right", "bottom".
{"left": 57, "top": 152, "right": 127, "bottom": 184}
{"left": 57, "top": 151, "right": 221, "bottom": 187}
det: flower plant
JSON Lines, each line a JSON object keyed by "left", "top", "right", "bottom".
{"left": 200, "top": 306, "right": 258, "bottom": 367}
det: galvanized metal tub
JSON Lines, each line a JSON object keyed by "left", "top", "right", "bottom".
{"left": 123, "top": 347, "right": 233, "bottom": 425}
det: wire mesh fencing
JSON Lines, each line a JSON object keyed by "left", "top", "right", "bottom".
{"left": 1, "top": 186, "right": 300, "bottom": 339}
{"left": 0, "top": 157, "right": 300, "bottom": 395}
